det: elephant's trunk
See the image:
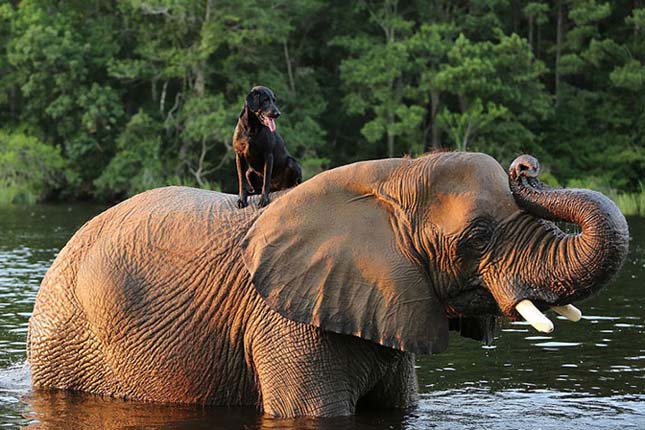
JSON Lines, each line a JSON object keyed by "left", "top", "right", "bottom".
{"left": 508, "top": 155, "right": 630, "bottom": 306}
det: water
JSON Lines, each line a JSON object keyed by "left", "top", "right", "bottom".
{"left": 0, "top": 204, "right": 643, "bottom": 429}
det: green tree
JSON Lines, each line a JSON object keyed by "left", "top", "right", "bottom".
{"left": 111, "top": 0, "right": 327, "bottom": 188}
{"left": 334, "top": 0, "right": 424, "bottom": 158}
{"left": 523, "top": 1, "right": 549, "bottom": 55}
{"left": 408, "top": 22, "right": 457, "bottom": 151}
{"left": 0, "top": 2, "right": 16, "bottom": 123}
{"left": 0, "top": 130, "right": 66, "bottom": 204}
{"left": 7, "top": 0, "right": 123, "bottom": 195}
{"left": 434, "top": 33, "right": 550, "bottom": 160}
{"left": 94, "top": 111, "right": 165, "bottom": 198}
{"left": 0, "top": 1, "right": 643, "bottom": 202}
{"left": 545, "top": 1, "right": 645, "bottom": 190}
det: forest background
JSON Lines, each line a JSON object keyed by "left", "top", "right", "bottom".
{"left": 0, "top": 0, "right": 644, "bottom": 214}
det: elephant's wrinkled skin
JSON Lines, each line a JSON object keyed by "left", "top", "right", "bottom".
{"left": 27, "top": 152, "right": 629, "bottom": 417}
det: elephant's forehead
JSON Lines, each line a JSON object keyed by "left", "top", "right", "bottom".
{"left": 424, "top": 153, "right": 517, "bottom": 234}
{"left": 427, "top": 190, "right": 515, "bottom": 235}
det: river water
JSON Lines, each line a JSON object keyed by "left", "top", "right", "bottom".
{"left": 0, "top": 204, "right": 643, "bottom": 429}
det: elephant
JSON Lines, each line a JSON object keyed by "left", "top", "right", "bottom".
{"left": 27, "top": 151, "right": 629, "bottom": 417}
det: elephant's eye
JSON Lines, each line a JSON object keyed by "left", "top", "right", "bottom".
{"left": 457, "top": 218, "right": 494, "bottom": 256}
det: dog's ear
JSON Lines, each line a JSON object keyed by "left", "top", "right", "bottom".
{"left": 245, "top": 90, "right": 260, "bottom": 112}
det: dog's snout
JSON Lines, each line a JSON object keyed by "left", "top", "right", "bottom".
{"left": 272, "top": 109, "right": 281, "bottom": 119}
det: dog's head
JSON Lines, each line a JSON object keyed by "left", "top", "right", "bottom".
{"left": 245, "top": 86, "right": 281, "bottom": 133}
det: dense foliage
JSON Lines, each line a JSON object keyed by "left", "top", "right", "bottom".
{"left": 0, "top": 0, "right": 643, "bottom": 203}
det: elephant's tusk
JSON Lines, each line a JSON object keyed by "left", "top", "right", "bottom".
{"left": 550, "top": 304, "right": 582, "bottom": 322}
{"left": 515, "top": 300, "right": 554, "bottom": 333}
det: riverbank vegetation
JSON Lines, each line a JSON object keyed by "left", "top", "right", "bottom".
{"left": 0, "top": 1, "right": 643, "bottom": 214}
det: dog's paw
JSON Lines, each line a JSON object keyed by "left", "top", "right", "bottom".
{"left": 258, "top": 195, "right": 271, "bottom": 208}
{"left": 237, "top": 198, "right": 248, "bottom": 209}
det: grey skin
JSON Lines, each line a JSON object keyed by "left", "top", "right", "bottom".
{"left": 27, "top": 152, "right": 629, "bottom": 417}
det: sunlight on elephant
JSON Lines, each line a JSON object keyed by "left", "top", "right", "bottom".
{"left": 27, "top": 152, "right": 629, "bottom": 417}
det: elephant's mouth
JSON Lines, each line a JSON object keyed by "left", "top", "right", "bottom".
{"left": 446, "top": 283, "right": 585, "bottom": 337}
{"left": 444, "top": 280, "right": 499, "bottom": 318}
{"left": 451, "top": 276, "right": 585, "bottom": 334}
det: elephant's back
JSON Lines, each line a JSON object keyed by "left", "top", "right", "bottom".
{"left": 68, "top": 186, "right": 293, "bottom": 249}
{"left": 114, "top": 186, "right": 241, "bottom": 217}
{"left": 96, "top": 186, "right": 253, "bottom": 232}
{"left": 68, "top": 186, "right": 264, "bottom": 258}
{"left": 30, "top": 186, "right": 263, "bottom": 404}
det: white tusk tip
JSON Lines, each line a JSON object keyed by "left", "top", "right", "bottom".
{"left": 515, "top": 299, "right": 555, "bottom": 334}
{"left": 551, "top": 304, "right": 582, "bottom": 322}
{"left": 533, "top": 321, "right": 554, "bottom": 333}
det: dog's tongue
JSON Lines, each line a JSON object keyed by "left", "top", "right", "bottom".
{"left": 262, "top": 116, "right": 276, "bottom": 133}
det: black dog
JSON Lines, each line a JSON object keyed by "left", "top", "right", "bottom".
{"left": 233, "top": 86, "right": 302, "bottom": 208}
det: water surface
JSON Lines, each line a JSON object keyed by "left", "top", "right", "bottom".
{"left": 0, "top": 204, "right": 643, "bottom": 429}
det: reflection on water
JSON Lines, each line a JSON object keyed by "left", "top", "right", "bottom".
{"left": 0, "top": 205, "right": 644, "bottom": 429}
{"left": 5, "top": 386, "right": 642, "bottom": 430}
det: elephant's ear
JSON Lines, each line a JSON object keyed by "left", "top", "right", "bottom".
{"left": 241, "top": 160, "right": 448, "bottom": 355}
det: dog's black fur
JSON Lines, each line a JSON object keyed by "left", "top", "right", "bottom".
{"left": 233, "top": 86, "right": 302, "bottom": 208}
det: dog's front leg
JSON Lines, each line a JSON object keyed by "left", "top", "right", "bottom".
{"left": 258, "top": 153, "right": 273, "bottom": 207}
{"left": 236, "top": 153, "right": 249, "bottom": 208}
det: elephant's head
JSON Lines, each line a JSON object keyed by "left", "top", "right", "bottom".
{"left": 242, "top": 152, "right": 629, "bottom": 354}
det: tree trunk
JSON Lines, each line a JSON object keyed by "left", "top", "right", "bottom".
{"left": 386, "top": 102, "right": 395, "bottom": 157}
{"left": 160, "top": 80, "right": 168, "bottom": 114}
{"left": 458, "top": 95, "right": 468, "bottom": 113}
{"left": 555, "top": 0, "right": 563, "bottom": 107}
{"left": 430, "top": 90, "right": 442, "bottom": 149}
{"left": 9, "top": 85, "right": 16, "bottom": 119}
{"left": 191, "top": 138, "right": 210, "bottom": 188}
{"left": 176, "top": 140, "right": 191, "bottom": 176}
{"left": 528, "top": 15, "right": 534, "bottom": 53}
{"left": 386, "top": 130, "right": 395, "bottom": 158}
{"left": 284, "top": 40, "right": 296, "bottom": 95}
{"left": 537, "top": 19, "right": 542, "bottom": 58}
{"left": 194, "top": 63, "right": 206, "bottom": 97}
{"left": 462, "top": 119, "right": 474, "bottom": 151}
{"left": 151, "top": 78, "right": 158, "bottom": 102}
{"left": 513, "top": 0, "right": 520, "bottom": 33}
